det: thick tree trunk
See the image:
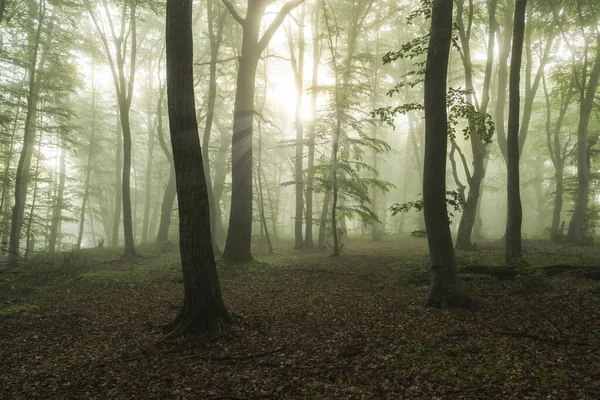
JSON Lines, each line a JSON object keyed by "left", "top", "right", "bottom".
{"left": 164, "top": 0, "right": 230, "bottom": 337}
{"left": 222, "top": 19, "right": 261, "bottom": 262}
{"left": 505, "top": 0, "right": 526, "bottom": 265}
{"left": 423, "top": 0, "right": 469, "bottom": 308}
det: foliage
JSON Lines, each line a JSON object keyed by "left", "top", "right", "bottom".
{"left": 389, "top": 190, "right": 467, "bottom": 237}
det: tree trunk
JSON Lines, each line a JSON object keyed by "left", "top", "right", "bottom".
{"left": 111, "top": 108, "right": 122, "bottom": 247}
{"left": 494, "top": 0, "right": 514, "bottom": 162}
{"left": 567, "top": 36, "right": 600, "bottom": 242}
{"left": 318, "top": 189, "right": 331, "bottom": 250}
{"left": 454, "top": 0, "right": 496, "bottom": 250}
{"left": 423, "top": 0, "right": 469, "bottom": 308}
{"left": 156, "top": 166, "right": 176, "bottom": 245}
{"left": 119, "top": 99, "right": 137, "bottom": 257}
{"left": 221, "top": 0, "right": 305, "bottom": 261}
{"left": 203, "top": 0, "right": 225, "bottom": 255}
{"left": 8, "top": 0, "right": 46, "bottom": 264}
{"left": 287, "top": 4, "right": 306, "bottom": 249}
{"left": 164, "top": 0, "right": 230, "bottom": 337}
{"left": 25, "top": 126, "right": 44, "bottom": 258}
{"left": 141, "top": 118, "right": 154, "bottom": 243}
{"left": 48, "top": 143, "right": 66, "bottom": 251}
{"left": 505, "top": 0, "right": 526, "bottom": 265}
{"left": 304, "top": 1, "right": 320, "bottom": 248}
{"left": 221, "top": 20, "right": 260, "bottom": 262}
{"left": 211, "top": 126, "right": 230, "bottom": 241}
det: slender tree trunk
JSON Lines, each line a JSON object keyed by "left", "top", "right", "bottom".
{"left": 119, "top": 99, "right": 137, "bottom": 257}
{"left": 567, "top": 36, "right": 600, "bottom": 242}
{"left": 8, "top": 0, "right": 46, "bottom": 264}
{"left": 304, "top": 1, "right": 320, "bottom": 248}
{"left": 25, "top": 127, "right": 43, "bottom": 258}
{"left": 454, "top": 0, "right": 496, "bottom": 250}
{"left": 156, "top": 166, "right": 176, "bottom": 245}
{"left": 164, "top": 0, "right": 230, "bottom": 337}
{"left": 287, "top": 4, "right": 306, "bottom": 249}
{"left": 256, "top": 124, "right": 272, "bottom": 254}
{"left": 141, "top": 120, "right": 154, "bottom": 243}
{"left": 423, "top": 0, "right": 469, "bottom": 308}
{"left": 203, "top": 0, "right": 226, "bottom": 254}
{"left": 211, "top": 128, "right": 230, "bottom": 241}
{"left": 48, "top": 142, "right": 66, "bottom": 251}
{"left": 505, "top": 0, "right": 527, "bottom": 265}
{"left": 77, "top": 98, "right": 95, "bottom": 249}
{"left": 111, "top": 108, "right": 122, "bottom": 247}
{"left": 318, "top": 189, "right": 330, "bottom": 249}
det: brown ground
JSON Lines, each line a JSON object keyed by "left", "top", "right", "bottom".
{"left": 1, "top": 238, "right": 599, "bottom": 399}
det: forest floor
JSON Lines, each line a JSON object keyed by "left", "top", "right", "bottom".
{"left": 1, "top": 237, "right": 600, "bottom": 399}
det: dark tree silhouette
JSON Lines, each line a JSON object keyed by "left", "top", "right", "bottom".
{"left": 164, "top": 0, "right": 230, "bottom": 337}
{"left": 505, "top": 0, "right": 527, "bottom": 265}
{"left": 423, "top": 0, "right": 469, "bottom": 308}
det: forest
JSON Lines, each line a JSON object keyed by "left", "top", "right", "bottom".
{"left": 1, "top": 0, "right": 600, "bottom": 398}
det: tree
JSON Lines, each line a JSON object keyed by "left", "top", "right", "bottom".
{"left": 565, "top": 2, "right": 600, "bottom": 242}
{"left": 304, "top": 0, "right": 321, "bottom": 248}
{"left": 285, "top": 3, "right": 306, "bottom": 249}
{"left": 202, "top": 0, "right": 227, "bottom": 255}
{"left": 453, "top": 0, "right": 497, "bottom": 250}
{"left": 8, "top": 0, "right": 49, "bottom": 263}
{"left": 542, "top": 70, "right": 574, "bottom": 239}
{"left": 83, "top": 0, "right": 140, "bottom": 258}
{"left": 163, "top": 0, "right": 230, "bottom": 337}
{"left": 221, "top": 0, "right": 305, "bottom": 262}
{"left": 423, "top": 0, "right": 469, "bottom": 308}
{"left": 505, "top": 0, "right": 527, "bottom": 265}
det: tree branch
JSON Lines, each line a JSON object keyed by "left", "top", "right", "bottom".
{"left": 221, "top": 0, "right": 245, "bottom": 25}
{"left": 257, "top": 0, "right": 306, "bottom": 53}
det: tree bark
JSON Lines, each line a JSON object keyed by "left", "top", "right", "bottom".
{"left": 111, "top": 107, "right": 122, "bottom": 247}
{"left": 454, "top": 0, "right": 496, "bottom": 250}
{"left": 164, "top": 0, "right": 230, "bottom": 337}
{"left": 318, "top": 189, "right": 331, "bottom": 249}
{"left": 304, "top": 1, "right": 320, "bottom": 248}
{"left": 567, "top": 35, "right": 600, "bottom": 242}
{"left": 505, "top": 0, "right": 527, "bottom": 265}
{"left": 423, "top": 0, "right": 469, "bottom": 308}
{"left": 48, "top": 142, "right": 66, "bottom": 251}
{"left": 221, "top": 0, "right": 305, "bottom": 262}
{"left": 287, "top": 4, "right": 306, "bottom": 249}
{"left": 141, "top": 115, "right": 154, "bottom": 243}
{"left": 203, "top": 0, "right": 226, "bottom": 255}
{"left": 8, "top": 0, "right": 46, "bottom": 264}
